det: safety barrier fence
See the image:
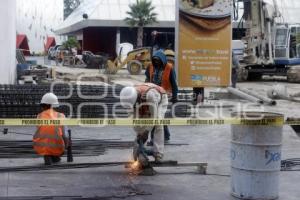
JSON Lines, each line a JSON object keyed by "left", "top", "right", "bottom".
{"left": 0, "top": 117, "right": 299, "bottom": 126}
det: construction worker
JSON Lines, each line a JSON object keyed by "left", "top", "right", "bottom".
{"left": 146, "top": 50, "right": 178, "bottom": 102}
{"left": 232, "top": 51, "right": 239, "bottom": 88}
{"left": 33, "top": 93, "right": 68, "bottom": 165}
{"left": 120, "top": 83, "right": 168, "bottom": 164}
{"left": 193, "top": 87, "right": 204, "bottom": 103}
{"left": 145, "top": 50, "right": 178, "bottom": 142}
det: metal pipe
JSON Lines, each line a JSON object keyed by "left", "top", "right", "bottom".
{"left": 239, "top": 88, "right": 276, "bottom": 106}
{"left": 227, "top": 87, "right": 263, "bottom": 104}
{"left": 267, "top": 21, "right": 274, "bottom": 64}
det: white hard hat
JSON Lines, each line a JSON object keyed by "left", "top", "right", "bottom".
{"left": 40, "top": 93, "right": 59, "bottom": 107}
{"left": 120, "top": 87, "right": 138, "bottom": 108}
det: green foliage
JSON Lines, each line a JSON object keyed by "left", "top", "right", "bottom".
{"left": 62, "top": 37, "right": 80, "bottom": 50}
{"left": 124, "top": 0, "right": 158, "bottom": 27}
{"left": 64, "top": 0, "right": 82, "bottom": 19}
{"left": 124, "top": 0, "right": 157, "bottom": 47}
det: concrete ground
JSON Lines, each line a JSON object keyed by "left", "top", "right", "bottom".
{"left": 3, "top": 61, "right": 300, "bottom": 199}
{"left": 0, "top": 124, "right": 300, "bottom": 200}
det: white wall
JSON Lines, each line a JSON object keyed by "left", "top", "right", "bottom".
{"left": 0, "top": 0, "right": 16, "bottom": 84}
{"left": 16, "top": 0, "right": 64, "bottom": 53}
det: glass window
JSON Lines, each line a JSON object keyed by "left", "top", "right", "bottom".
{"left": 275, "top": 28, "right": 288, "bottom": 46}
{"left": 289, "top": 28, "right": 296, "bottom": 58}
{"left": 296, "top": 27, "right": 300, "bottom": 57}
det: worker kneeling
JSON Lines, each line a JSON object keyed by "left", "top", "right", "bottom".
{"left": 33, "top": 93, "right": 68, "bottom": 165}
{"left": 120, "top": 83, "right": 168, "bottom": 171}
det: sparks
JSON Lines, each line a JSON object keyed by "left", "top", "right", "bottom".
{"left": 131, "top": 160, "right": 140, "bottom": 170}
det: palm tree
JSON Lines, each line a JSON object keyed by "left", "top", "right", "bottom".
{"left": 125, "top": 0, "right": 158, "bottom": 47}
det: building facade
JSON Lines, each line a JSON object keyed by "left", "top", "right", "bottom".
{"left": 55, "top": 0, "right": 175, "bottom": 57}
{"left": 16, "top": 0, "right": 64, "bottom": 54}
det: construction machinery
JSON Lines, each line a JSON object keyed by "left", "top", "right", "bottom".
{"left": 106, "top": 47, "right": 152, "bottom": 75}
{"left": 235, "top": 0, "right": 300, "bottom": 82}
{"left": 164, "top": 49, "right": 175, "bottom": 65}
{"left": 106, "top": 47, "right": 175, "bottom": 75}
{"left": 106, "top": 31, "right": 175, "bottom": 75}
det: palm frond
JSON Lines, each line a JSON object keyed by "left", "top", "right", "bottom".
{"left": 124, "top": 0, "right": 158, "bottom": 27}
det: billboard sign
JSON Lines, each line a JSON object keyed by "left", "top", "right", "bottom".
{"left": 176, "top": 0, "right": 232, "bottom": 87}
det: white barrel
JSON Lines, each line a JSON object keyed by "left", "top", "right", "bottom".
{"left": 230, "top": 112, "right": 284, "bottom": 200}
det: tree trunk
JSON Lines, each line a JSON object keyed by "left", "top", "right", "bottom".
{"left": 137, "top": 26, "right": 143, "bottom": 48}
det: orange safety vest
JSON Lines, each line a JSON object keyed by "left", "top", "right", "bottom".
{"left": 33, "top": 109, "right": 65, "bottom": 156}
{"left": 149, "top": 63, "right": 173, "bottom": 94}
{"left": 135, "top": 83, "right": 166, "bottom": 117}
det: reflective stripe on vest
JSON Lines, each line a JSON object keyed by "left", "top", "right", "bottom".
{"left": 135, "top": 83, "right": 166, "bottom": 102}
{"left": 149, "top": 63, "right": 173, "bottom": 94}
{"left": 135, "top": 83, "right": 166, "bottom": 117}
{"left": 33, "top": 142, "right": 64, "bottom": 149}
{"left": 33, "top": 129, "right": 61, "bottom": 140}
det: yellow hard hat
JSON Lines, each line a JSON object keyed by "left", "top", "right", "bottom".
{"left": 164, "top": 49, "right": 175, "bottom": 57}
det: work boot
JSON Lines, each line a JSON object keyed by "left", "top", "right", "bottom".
{"left": 44, "top": 156, "right": 52, "bottom": 165}
{"left": 51, "top": 156, "right": 61, "bottom": 163}
{"left": 153, "top": 152, "right": 163, "bottom": 163}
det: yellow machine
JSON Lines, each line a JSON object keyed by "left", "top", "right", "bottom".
{"left": 106, "top": 30, "right": 176, "bottom": 75}
{"left": 164, "top": 49, "right": 175, "bottom": 65}
{"left": 106, "top": 47, "right": 176, "bottom": 75}
{"left": 106, "top": 47, "right": 152, "bottom": 75}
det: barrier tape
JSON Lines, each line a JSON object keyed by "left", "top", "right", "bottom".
{"left": 0, "top": 117, "right": 297, "bottom": 126}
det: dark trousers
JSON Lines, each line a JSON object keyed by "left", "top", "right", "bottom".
{"left": 193, "top": 87, "right": 204, "bottom": 102}
{"left": 44, "top": 155, "right": 61, "bottom": 165}
{"left": 231, "top": 68, "right": 237, "bottom": 88}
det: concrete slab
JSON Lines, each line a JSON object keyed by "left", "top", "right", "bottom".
{"left": 0, "top": 123, "right": 300, "bottom": 199}
{"left": 0, "top": 174, "right": 8, "bottom": 196}
{"left": 5, "top": 168, "right": 137, "bottom": 197}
